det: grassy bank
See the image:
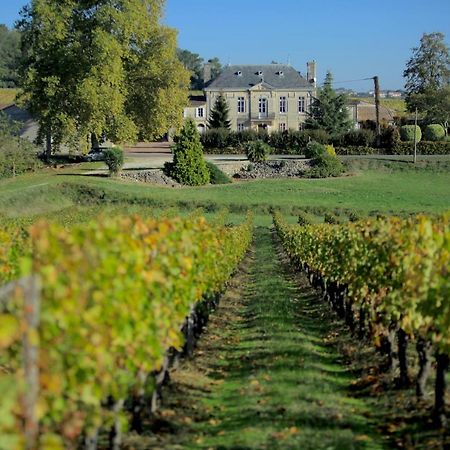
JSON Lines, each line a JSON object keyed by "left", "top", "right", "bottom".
{"left": 0, "top": 161, "right": 449, "bottom": 221}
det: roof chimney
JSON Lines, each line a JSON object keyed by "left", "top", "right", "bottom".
{"left": 203, "top": 63, "right": 212, "bottom": 84}
{"left": 307, "top": 61, "right": 317, "bottom": 87}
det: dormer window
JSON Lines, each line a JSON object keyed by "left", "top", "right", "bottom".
{"left": 278, "top": 71, "right": 284, "bottom": 76}
{"left": 236, "top": 71, "right": 242, "bottom": 76}
{"left": 257, "top": 71, "right": 263, "bottom": 76}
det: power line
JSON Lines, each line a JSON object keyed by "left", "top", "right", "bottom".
{"left": 320, "top": 77, "right": 374, "bottom": 86}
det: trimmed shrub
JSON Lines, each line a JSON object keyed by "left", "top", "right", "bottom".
{"left": 380, "top": 125, "right": 400, "bottom": 149}
{"left": 341, "top": 129, "right": 376, "bottom": 147}
{"left": 305, "top": 129, "right": 330, "bottom": 144}
{"left": 167, "top": 119, "right": 210, "bottom": 186}
{"left": 103, "top": 148, "right": 124, "bottom": 176}
{"left": 392, "top": 141, "right": 450, "bottom": 155}
{"left": 423, "top": 124, "right": 446, "bottom": 142}
{"left": 200, "top": 128, "right": 230, "bottom": 149}
{"left": 400, "top": 125, "right": 422, "bottom": 143}
{"left": 304, "top": 141, "right": 326, "bottom": 159}
{"left": 307, "top": 153, "right": 344, "bottom": 178}
{"left": 245, "top": 140, "right": 271, "bottom": 162}
{"left": 205, "top": 161, "right": 231, "bottom": 184}
{"left": 335, "top": 146, "right": 378, "bottom": 155}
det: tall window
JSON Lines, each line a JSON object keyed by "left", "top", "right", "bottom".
{"left": 237, "top": 97, "right": 245, "bottom": 113}
{"left": 196, "top": 107, "right": 204, "bottom": 118}
{"left": 258, "top": 97, "right": 267, "bottom": 116}
{"left": 279, "top": 96, "right": 287, "bottom": 113}
{"left": 298, "top": 96, "right": 305, "bottom": 113}
{"left": 279, "top": 123, "right": 286, "bottom": 132}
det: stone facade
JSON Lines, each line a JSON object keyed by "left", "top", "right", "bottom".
{"left": 185, "top": 63, "right": 317, "bottom": 133}
{"left": 183, "top": 95, "right": 207, "bottom": 134}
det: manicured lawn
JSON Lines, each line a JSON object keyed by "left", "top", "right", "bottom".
{"left": 0, "top": 160, "right": 449, "bottom": 222}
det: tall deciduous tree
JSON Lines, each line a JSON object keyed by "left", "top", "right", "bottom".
{"left": 404, "top": 32, "right": 450, "bottom": 128}
{"left": 305, "top": 71, "right": 353, "bottom": 136}
{"left": 18, "top": 0, "right": 190, "bottom": 157}
{"left": 208, "top": 94, "right": 231, "bottom": 130}
{"left": 0, "top": 25, "right": 21, "bottom": 88}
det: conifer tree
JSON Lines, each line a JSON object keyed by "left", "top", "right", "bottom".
{"left": 170, "top": 119, "right": 210, "bottom": 186}
{"left": 208, "top": 94, "right": 231, "bottom": 129}
{"left": 305, "top": 71, "right": 353, "bottom": 136}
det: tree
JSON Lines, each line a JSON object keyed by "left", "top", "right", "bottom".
{"left": 0, "top": 112, "right": 41, "bottom": 179}
{"left": 177, "top": 48, "right": 204, "bottom": 90}
{"left": 208, "top": 94, "right": 231, "bottom": 130}
{"left": 207, "top": 57, "right": 222, "bottom": 80}
{"left": 404, "top": 32, "right": 450, "bottom": 128}
{"left": 168, "top": 119, "right": 210, "bottom": 185}
{"left": 177, "top": 50, "right": 222, "bottom": 89}
{"left": 305, "top": 71, "right": 353, "bottom": 136}
{"left": 0, "top": 25, "right": 21, "bottom": 88}
{"left": 17, "top": 1, "right": 190, "bottom": 158}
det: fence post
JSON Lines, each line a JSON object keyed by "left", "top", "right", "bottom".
{"left": 22, "top": 276, "right": 41, "bottom": 450}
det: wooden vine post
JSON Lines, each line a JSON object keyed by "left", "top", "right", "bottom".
{"left": 0, "top": 276, "right": 41, "bottom": 450}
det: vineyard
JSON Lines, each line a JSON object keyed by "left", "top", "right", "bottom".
{"left": 1, "top": 197, "right": 450, "bottom": 448}
{"left": 0, "top": 213, "right": 252, "bottom": 449}
{"left": 274, "top": 212, "right": 450, "bottom": 428}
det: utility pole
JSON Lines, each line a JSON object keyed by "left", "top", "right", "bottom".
{"left": 413, "top": 107, "right": 418, "bottom": 164}
{"left": 373, "top": 76, "right": 381, "bottom": 147}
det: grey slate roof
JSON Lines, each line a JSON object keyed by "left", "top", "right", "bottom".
{"left": 205, "top": 64, "right": 312, "bottom": 90}
{"left": 188, "top": 95, "right": 207, "bottom": 106}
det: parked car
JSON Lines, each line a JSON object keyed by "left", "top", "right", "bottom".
{"left": 85, "top": 147, "right": 107, "bottom": 162}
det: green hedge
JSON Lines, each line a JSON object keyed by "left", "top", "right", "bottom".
{"left": 392, "top": 141, "right": 450, "bottom": 155}
{"left": 334, "top": 146, "right": 379, "bottom": 155}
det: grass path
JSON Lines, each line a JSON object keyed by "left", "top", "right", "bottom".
{"left": 126, "top": 227, "right": 388, "bottom": 449}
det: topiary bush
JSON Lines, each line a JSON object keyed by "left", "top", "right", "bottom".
{"left": 245, "top": 140, "right": 271, "bottom": 162}
{"left": 400, "top": 125, "right": 422, "bottom": 143}
{"left": 103, "top": 148, "right": 124, "bottom": 176}
{"left": 205, "top": 161, "right": 231, "bottom": 184}
{"left": 307, "top": 153, "right": 344, "bottom": 178}
{"left": 167, "top": 119, "right": 210, "bottom": 186}
{"left": 423, "top": 124, "right": 446, "bottom": 141}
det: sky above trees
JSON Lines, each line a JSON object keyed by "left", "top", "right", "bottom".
{"left": 1, "top": 0, "right": 449, "bottom": 90}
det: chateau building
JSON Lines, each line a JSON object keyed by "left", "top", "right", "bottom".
{"left": 184, "top": 62, "right": 317, "bottom": 134}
